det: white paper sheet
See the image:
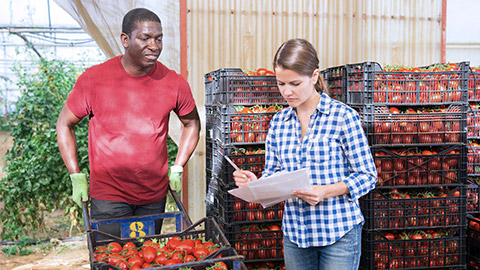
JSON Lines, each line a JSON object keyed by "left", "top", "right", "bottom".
{"left": 228, "top": 168, "right": 312, "bottom": 208}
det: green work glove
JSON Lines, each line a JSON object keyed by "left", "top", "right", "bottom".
{"left": 70, "top": 173, "right": 88, "bottom": 207}
{"left": 168, "top": 165, "right": 183, "bottom": 192}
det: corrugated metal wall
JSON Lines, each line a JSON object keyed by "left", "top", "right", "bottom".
{"left": 189, "top": 0, "right": 442, "bottom": 108}
{"left": 186, "top": 0, "right": 443, "bottom": 220}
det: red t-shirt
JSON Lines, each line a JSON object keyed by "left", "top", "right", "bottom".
{"left": 67, "top": 56, "right": 196, "bottom": 204}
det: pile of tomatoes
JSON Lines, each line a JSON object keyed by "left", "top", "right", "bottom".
{"left": 348, "top": 63, "right": 464, "bottom": 104}
{"left": 231, "top": 223, "right": 283, "bottom": 261}
{"left": 369, "top": 188, "right": 461, "bottom": 229}
{"left": 228, "top": 105, "right": 284, "bottom": 144}
{"left": 93, "top": 237, "right": 229, "bottom": 270}
{"left": 372, "top": 106, "right": 462, "bottom": 145}
{"left": 230, "top": 147, "right": 265, "bottom": 178}
{"left": 243, "top": 68, "right": 275, "bottom": 77}
{"left": 468, "top": 141, "right": 480, "bottom": 174}
{"left": 467, "top": 177, "right": 480, "bottom": 213}
{"left": 232, "top": 198, "right": 284, "bottom": 222}
{"left": 468, "top": 66, "right": 480, "bottom": 100}
{"left": 374, "top": 147, "right": 460, "bottom": 187}
{"left": 467, "top": 214, "right": 480, "bottom": 270}
{"left": 467, "top": 104, "right": 480, "bottom": 137}
{"left": 373, "top": 228, "right": 462, "bottom": 269}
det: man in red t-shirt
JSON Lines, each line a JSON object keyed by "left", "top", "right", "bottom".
{"left": 56, "top": 8, "right": 200, "bottom": 235}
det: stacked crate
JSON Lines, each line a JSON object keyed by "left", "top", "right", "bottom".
{"left": 204, "top": 68, "right": 286, "bottom": 268}
{"left": 467, "top": 215, "right": 480, "bottom": 270}
{"left": 323, "top": 61, "right": 470, "bottom": 269}
{"left": 467, "top": 66, "right": 480, "bottom": 269}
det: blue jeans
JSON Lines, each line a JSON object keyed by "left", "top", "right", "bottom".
{"left": 283, "top": 223, "right": 362, "bottom": 270}
{"left": 90, "top": 197, "right": 166, "bottom": 239}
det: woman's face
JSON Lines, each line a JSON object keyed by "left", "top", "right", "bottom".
{"left": 274, "top": 66, "right": 319, "bottom": 108}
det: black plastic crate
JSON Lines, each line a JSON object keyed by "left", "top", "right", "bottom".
{"left": 360, "top": 227, "right": 466, "bottom": 269}
{"left": 321, "top": 65, "right": 346, "bottom": 103}
{"left": 205, "top": 142, "right": 265, "bottom": 201}
{"left": 206, "top": 177, "right": 284, "bottom": 225}
{"left": 209, "top": 141, "right": 265, "bottom": 179}
{"left": 206, "top": 105, "right": 276, "bottom": 145}
{"left": 221, "top": 222, "right": 284, "bottom": 263}
{"left": 468, "top": 254, "right": 480, "bottom": 270}
{"left": 467, "top": 179, "right": 480, "bottom": 214}
{"left": 468, "top": 67, "right": 480, "bottom": 102}
{"left": 467, "top": 215, "right": 480, "bottom": 270}
{"left": 204, "top": 68, "right": 285, "bottom": 106}
{"left": 467, "top": 105, "right": 480, "bottom": 139}
{"left": 89, "top": 217, "right": 246, "bottom": 270}
{"left": 357, "top": 104, "right": 467, "bottom": 147}
{"left": 360, "top": 187, "right": 466, "bottom": 231}
{"left": 468, "top": 144, "right": 480, "bottom": 176}
{"left": 344, "top": 61, "right": 469, "bottom": 106}
{"left": 372, "top": 145, "right": 467, "bottom": 188}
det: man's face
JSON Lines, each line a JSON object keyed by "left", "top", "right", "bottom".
{"left": 122, "top": 20, "right": 163, "bottom": 71}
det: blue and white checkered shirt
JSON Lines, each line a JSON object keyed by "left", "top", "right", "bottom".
{"left": 262, "top": 92, "right": 377, "bottom": 248}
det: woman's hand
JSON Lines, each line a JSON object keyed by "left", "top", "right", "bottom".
{"left": 292, "top": 186, "right": 327, "bottom": 206}
{"left": 293, "top": 182, "right": 349, "bottom": 206}
{"left": 233, "top": 170, "right": 258, "bottom": 187}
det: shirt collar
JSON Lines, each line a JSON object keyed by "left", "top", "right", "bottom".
{"left": 284, "top": 91, "right": 332, "bottom": 120}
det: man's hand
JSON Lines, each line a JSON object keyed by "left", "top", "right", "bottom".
{"left": 168, "top": 165, "right": 183, "bottom": 191}
{"left": 70, "top": 173, "right": 88, "bottom": 207}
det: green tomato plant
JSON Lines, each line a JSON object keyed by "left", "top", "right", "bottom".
{"left": 0, "top": 58, "right": 89, "bottom": 240}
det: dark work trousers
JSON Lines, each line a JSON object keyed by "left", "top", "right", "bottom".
{"left": 90, "top": 197, "right": 167, "bottom": 240}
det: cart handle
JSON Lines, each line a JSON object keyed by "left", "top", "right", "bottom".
{"left": 82, "top": 187, "right": 193, "bottom": 230}
{"left": 168, "top": 186, "right": 193, "bottom": 226}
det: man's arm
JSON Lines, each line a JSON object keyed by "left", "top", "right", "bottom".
{"left": 173, "top": 106, "right": 201, "bottom": 166}
{"left": 56, "top": 104, "right": 83, "bottom": 173}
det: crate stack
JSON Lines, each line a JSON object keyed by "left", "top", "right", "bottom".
{"left": 323, "top": 61, "right": 470, "bottom": 269}
{"left": 467, "top": 66, "right": 480, "bottom": 269}
{"left": 467, "top": 215, "right": 480, "bottom": 270}
{"left": 204, "top": 68, "right": 286, "bottom": 268}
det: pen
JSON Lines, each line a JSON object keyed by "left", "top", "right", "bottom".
{"left": 224, "top": 155, "right": 241, "bottom": 171}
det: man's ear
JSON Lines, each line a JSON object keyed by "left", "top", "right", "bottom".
{"left": 120, "top": 33, "right": 129, "bottom": 49}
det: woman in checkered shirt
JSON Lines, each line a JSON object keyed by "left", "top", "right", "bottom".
{"left": 233, "top": 38, "right": 377, "bottom": 270}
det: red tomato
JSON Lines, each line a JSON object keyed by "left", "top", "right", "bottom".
{"left": 154, "top": 253, "right": 168, "bottom": 265}
{"left": 107, "top": 253, "right": 125, "bottom": 265}
{"left": 142, "top": 246, "right": 157, "bottom": 263}
{"left": 124, "top": 248, "right": 139, "bottom": 258}
{"left": 264, "top": 71, "right": 275, "bottom": 76}
{"left": 184, "top": 254, "right": 196, "bottom": 263}
{"left": 127, "top": 255, "right": 144, "bottom": 268}
{"left": 384, "top": 232, "right": 395, "bottom": 240}
{"left": 176, "top": 239, "right": 195, "bottom": 255}
{"left": 470, "top": 219, "right": 480, "bottom": 230}
{"left": 163, "top": 259, "right": 180, "bottom": 266}
{"left": 107, "top": 242, "right": 123, "bottom": 253}
{"left": 193, "top": 247, "right": 210, "bottom": 260}
{"left": 130, "top": 265, "right": 141, "bottom": 270}
{"left": 170, "top": 251, "right": 184, "bottom": 263}
{"left": 411, "top": 233, "right": 423, "bottom": 240}
{"left": 256, "top": 68, "right": 272, "bottom": 76}
{"left": 122, "top": 241, "right": 136, "bottom": 250}
{"left": 166, "top": 237, "right": 181, "bottom": 250}
{"left": 141, "top": 262, "right": 152, "bottom": 268}
{"left": 212, "top": 261, "right": 228, "bottom": 270}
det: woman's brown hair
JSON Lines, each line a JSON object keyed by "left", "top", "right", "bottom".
{"left": 273, "top": 38, "right": 329, "bottom": 94}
